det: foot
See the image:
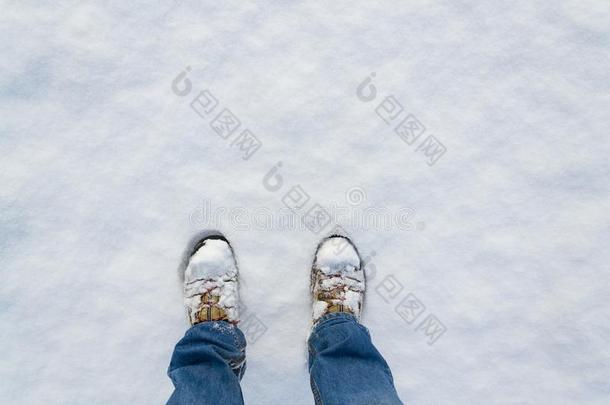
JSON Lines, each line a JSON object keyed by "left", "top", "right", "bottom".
{"left": 311, "top": 235, "right": 365, "bottom": 324}
{"left": 184, "top": 235, "right": 239, "bottom": 325}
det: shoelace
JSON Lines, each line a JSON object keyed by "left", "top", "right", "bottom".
{"left": 185, "top": 278, "right": 237, "bottom": 324}
{"left": 315, "top": 274, "right": 364, "bottom": 315}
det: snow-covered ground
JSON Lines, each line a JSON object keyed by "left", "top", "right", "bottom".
{"left": 1, "top": 1, "right": 609, "bottom": 404}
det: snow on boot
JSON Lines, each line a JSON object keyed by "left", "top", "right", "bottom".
{"left": 184, "top": 235, "right": 239, "bottom": 325}
{"left": 311, "top": 235, "right": 365, "bottom": 324}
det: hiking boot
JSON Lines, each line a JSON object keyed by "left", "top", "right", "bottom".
{"left": 311, "top": 235, "right": 365, "bottom": 324}
{"left": 184, "top": 235, "right": 239, "bottom": 325}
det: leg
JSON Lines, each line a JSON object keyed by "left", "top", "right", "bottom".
{"left": 167, "top": 235, "right": 246, "bottom": 404}
{"left": 308, "top": 236, "right": 403, "bottom": 405}
{"left": 308, "top": 313, "right": 402, "bottom": 405}
{"left": 168, "top": 321, "right": 246, "bottom": 405}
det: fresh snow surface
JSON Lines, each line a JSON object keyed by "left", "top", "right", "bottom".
{"left": 1, "top": 1, "right": 610, "bottom": 404}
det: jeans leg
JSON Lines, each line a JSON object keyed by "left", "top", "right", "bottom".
{"left": 307, "top": 313, "right": 403, "bottom": 405}
{"left": 167, "top": 321, "right": 247, "bottom": 405}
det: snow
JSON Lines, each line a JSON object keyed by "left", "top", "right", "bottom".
{"left": 312, "top": 301, "right": 330, "bottom": 323}
{"left": 186, "top": 239, "right": 238, "bottom": 279}
{"left": 314, "top": 236, "right": 361, "bottom": 275}
{"left": 1, "top": 1, "right": 610, "bottom": 404}
{"left": 319, "top": 276, "right": 363, "bottom": 291}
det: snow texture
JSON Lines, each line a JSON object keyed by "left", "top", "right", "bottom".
{"left": 1, "top": 1, "right": 610, "bottom": 404}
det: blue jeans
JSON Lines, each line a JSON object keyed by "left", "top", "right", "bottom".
{"left": 167, "top": 313, "right": 403, "bottom": 404}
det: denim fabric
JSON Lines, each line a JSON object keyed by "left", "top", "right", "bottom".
{"left": 308, "top": 313, "right": 403, "bottom": 405}
{"left": 167, "top": 314, "right": 402, "bottom": 404}
{"left": 167, "top": 321, "right": 246, "bottom": 405}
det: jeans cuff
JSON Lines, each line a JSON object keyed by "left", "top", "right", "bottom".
{"left": 313, "top": 312, "right": 359, "bottom": 333}
{"left": 193, "top": 320, "right": 247, "bottom": 348}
